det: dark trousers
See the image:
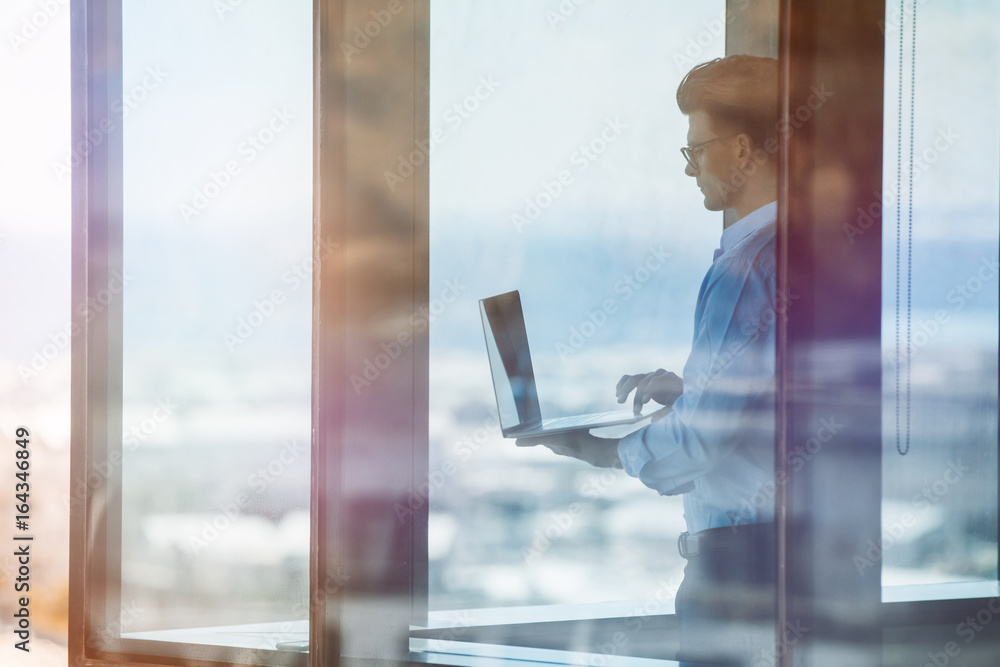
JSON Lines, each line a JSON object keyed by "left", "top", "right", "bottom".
{"left": 675, "top": 523, "right": 776, "bottom": 667}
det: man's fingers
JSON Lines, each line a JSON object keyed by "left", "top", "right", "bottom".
{"left": 619, "top": 370, "right": 674, "bottom": 409}
{"left": 632, "top": 386, "right": 648, "bottom": 414}
{"left": 637, "top": 373, "right": 660, "bottom": 408}
{"left": 616, "top": 374, "right": 646, "bottom": 403}
{"left": 615, "top": 375, "right": 635, "bottom": 402}
{"left": 517, "top": 433, "right": 577, "bottom": 449}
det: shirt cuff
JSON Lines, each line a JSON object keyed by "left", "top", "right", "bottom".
{"left": 617, "top": 427, "right": 653, "bottom": 478}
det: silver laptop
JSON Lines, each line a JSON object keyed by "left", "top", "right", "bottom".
{"left": 479, "top": 290, "right": 666, "bottom": 437}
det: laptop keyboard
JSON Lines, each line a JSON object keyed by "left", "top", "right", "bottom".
{"left": 546, "top": 410, "right": 637, "bottom": 427}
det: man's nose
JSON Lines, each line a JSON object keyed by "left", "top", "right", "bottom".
{"left": 684, "top": 161, "right": 697, "bottom": 177}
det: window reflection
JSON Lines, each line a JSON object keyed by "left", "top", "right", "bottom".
{"left": 119, "top": 0, "right": 313, "bottom": 639}
{"left": 428, "top": 2, "right": 778, "bottom": 664}
{"left": 429, "top": 0, "right": 727, "bottom": 612}
{"left": 880, "top": 0, "right": 999, "bottom": 596}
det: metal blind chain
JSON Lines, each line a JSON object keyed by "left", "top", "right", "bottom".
{"left": 896, "top": 0, "right": 916, "bottom": 456}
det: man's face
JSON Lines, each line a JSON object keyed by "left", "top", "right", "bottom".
{"left": 684, "top": 111, "right": 739, "bottom": 212}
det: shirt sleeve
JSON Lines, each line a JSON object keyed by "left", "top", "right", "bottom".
{"left": 617, "top": 252, "right": 776, "bottom": 495}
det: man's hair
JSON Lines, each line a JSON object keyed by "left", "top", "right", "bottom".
{"left": 677, "top": 55, "right": 779, "bottom": 150}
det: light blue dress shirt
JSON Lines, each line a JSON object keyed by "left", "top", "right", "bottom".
{"left": 617, "top": 201, "right": 777, "bottom": 534}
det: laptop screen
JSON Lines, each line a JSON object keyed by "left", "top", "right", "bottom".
{"left": 479, "top": 291, "right": 542, "bottom": 432}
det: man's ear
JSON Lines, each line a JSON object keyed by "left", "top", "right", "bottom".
{"left": 735, "top": 133, "right": 755, "bottom": 166}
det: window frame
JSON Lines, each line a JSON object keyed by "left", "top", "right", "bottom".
{"left": 69, "top": 1, "right": 312, "bottom": 666}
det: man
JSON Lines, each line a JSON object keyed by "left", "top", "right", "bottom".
{"left": 518, "top": 55, "right": 779, "bottom": 666}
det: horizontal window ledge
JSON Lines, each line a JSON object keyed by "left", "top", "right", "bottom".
{"left": 883, "top": 580, "right": 999, "bottom": 604}
{"left": 407, "top": 640, "right": 680, "bottom": 667}
{"left": 410, "top": 601, "right": 680, "bottom": 662}
{"left": 882, "top": 580, "right": 1000, "bottom": 627}
{"left": 420, "top": 600, "right": 676, "bottom": 629}
{"left": 124, "top": 619, "right": 308, "bottom": 650}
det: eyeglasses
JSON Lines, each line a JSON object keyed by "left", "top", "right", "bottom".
{"left": 680, "top": 133, "right": 738, "bottom": 170}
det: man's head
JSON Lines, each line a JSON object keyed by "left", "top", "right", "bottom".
{"left": 676, "top": 56, "right": 779, "bottom": 217}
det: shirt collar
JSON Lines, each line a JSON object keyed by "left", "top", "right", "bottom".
{"left": 715, "top": 201, "right": 778, "bottom": 259}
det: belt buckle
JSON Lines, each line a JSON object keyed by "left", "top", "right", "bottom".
{"left": 677, "top": 531, "right": 701, "bottom": 559}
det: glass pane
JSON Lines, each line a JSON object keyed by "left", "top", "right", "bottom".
{"left": 117, "top": 0, "right": 313, "bottom": 649}
{"left": 427, "top": 1, "right": 778, "bottom": 664}
{"left": 880, "top": 0, "right": 999, "bottom": 599}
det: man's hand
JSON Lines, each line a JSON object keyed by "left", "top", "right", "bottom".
{"left": 616, "top": 369, "right": 683, "bottom": 414}
{"left": 516, "top": 430, "right": 622, "bottom": 469}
